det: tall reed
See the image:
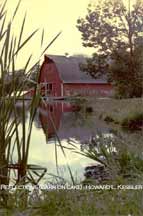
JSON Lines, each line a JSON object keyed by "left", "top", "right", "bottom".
{"left": 0, "top": 0, "right": 61, "bottom": 189}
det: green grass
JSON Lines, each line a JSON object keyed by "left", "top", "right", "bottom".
{"left": 27, "top": 190, "right": 143, "bottom": 216}
{"left": 88, "top": 97, "right": 143, "bottom": 129}
{"left": 2, "top": 189, "right": 143, "bottom": 216}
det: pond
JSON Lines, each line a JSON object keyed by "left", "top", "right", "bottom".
{"left": 4, "top": 98, "right": 143, "bottom": 185}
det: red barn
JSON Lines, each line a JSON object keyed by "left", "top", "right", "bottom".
{"left": 26, "top": 54, "right": 113, "bottom": 98}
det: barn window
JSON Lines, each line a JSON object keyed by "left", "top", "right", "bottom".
{"left": 47, "top": 83, "right": 53, "bottom": 91}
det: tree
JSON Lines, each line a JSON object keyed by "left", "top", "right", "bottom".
{"left": 109, "top": 41, "right": 143, "bottom": 98}
{"left": 79, "top": 53, "right": 109, "bottom": 79}
{"left": 77, "top": 0, "right": 143, "bottom": 97}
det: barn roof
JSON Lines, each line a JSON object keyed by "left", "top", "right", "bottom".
{"left": 46, "top": 55, "right": 108, "bottom": 84}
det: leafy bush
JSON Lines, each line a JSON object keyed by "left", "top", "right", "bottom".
{"left": 121, "top": 112, "right": 143, "bottom": 129}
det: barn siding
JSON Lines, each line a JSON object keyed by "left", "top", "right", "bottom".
{"left": 38, "top": 60, "right": 63, "bottom": 97}
{"left": 63, "top": 83, "right": 113, "bottom": 97}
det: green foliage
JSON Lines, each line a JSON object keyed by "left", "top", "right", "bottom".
{"left": 77, "top": 0, "right": 143, "bottom": 98}
{"left": 109, "top": 44, "right": 143, "bottom": 98}
{"left": 79, "top": 53, "right": 109, "bottom": 79}
{"left": 74, "top": 133, "right": 143, "bottom": 181}
{"left": 77, "top": 0, "right": 143, "bottom": 54}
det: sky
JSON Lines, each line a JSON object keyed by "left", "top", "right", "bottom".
{"left": 1, "top": 0, "right": 94, "bottom": 69}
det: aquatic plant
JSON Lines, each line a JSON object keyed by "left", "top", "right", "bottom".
{"left": 0, "top": 0, "right": 64, "bottom": 208}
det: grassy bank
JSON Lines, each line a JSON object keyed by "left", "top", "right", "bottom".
{"left": 88, "top": 98, "right": 143, "bottom": 130}
{"left": 10, "top": 190, "right": 143, "bottom": 216}
{"left": 2, "top": 186, "right": 143, "bottom": 216}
